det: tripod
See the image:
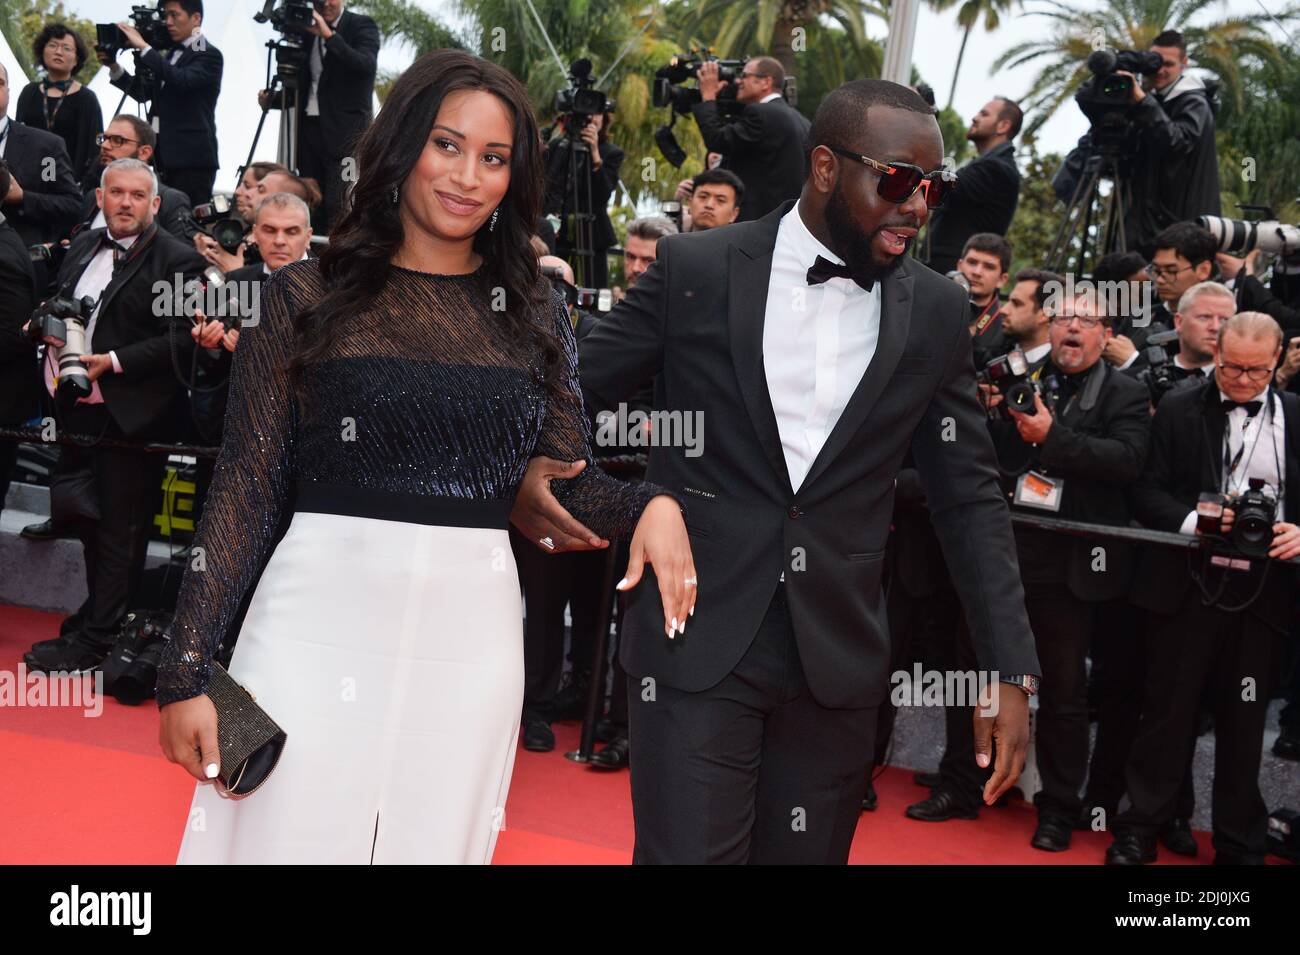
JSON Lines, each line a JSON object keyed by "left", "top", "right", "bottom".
{"left": 235, "top": 39, "right": 302, "bottom": 191}
{"left": 551, "top": 119, "right": 600, "bottom": 288}
{"left": 1047, "top": 148, "right": 1132, "bottom": 276}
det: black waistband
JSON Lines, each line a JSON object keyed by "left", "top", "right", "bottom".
{"left": 294, "top": 481, "right": 511, "bottom": 530}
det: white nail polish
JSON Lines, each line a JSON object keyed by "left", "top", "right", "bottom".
{"left": 671, "top": 617, "right": 678, "bottom": 632}
{"left": 689, "top": 605, "right": 695, "bottom": 616}
{"left": 616, "top": 577, "right": 629, "bottom": 590}
{"left": 205, "top": 763, "right": 219, "bottom": 779}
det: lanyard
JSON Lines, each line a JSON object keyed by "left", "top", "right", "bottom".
{"left": 971, "top": 296, "right": 1000, "bottom": 336}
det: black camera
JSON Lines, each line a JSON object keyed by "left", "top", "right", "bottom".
{"left": 978, "top": 348, "right": 1046, "bottom": 419}
{"left": 102, "top": 610, "right": 173, "bottom": 705}
{"left": 193, "top": 195, "right": 248, "bottom": 255}
{"left": 96, "top": 4, "right": 173, "bottom": 56}
{"left": 653, "top": 51, "right": 746, "bottom": 168}
{"left": 1135, "top": 329, "right": 1203, "bottom": 406}
{"left": 1226, "top": 477, "right": 1278, "bottom": 559}
{"left": 27, "top": 296, "right": 96, "bottom": 404}
{"left": 540, "top": 264, "right": 612, "bottom": 313}
{"left": 553, "top": 58, "right": 615, "bottom": 133}
{"left": 254, "top": 0, "right": 319, "bottom": 38}
{"left": 1074, "top": 48, "right": 1163, "bottom": 153}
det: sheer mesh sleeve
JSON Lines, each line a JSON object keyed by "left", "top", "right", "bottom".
{"left": 534, "top": 289, "right": 681, "bottom": 539}
{"left": 155, "top": 267, "right": 300, "bottom": 708}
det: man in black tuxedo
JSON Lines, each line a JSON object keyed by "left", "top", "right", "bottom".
{"left": 0, "top": 161, "right": 40, "bottom": 519}
{"left": 922, "top": 97, "right": 1022, "bottom": 275}
{"left": 22, "top": 158, "right": 206, "bottom": 674}
{"left": 290, "top": 0, "right": 378, "bottom": 231}
{"left": 0, "top": 63, "right": 83, "bottom": 247}
{"left": 1109, "top": 311, "right": 1300, "bottom": 865}
{"left": 514, "top": 80, "right": 1040, "bottom": 864}
{"left": 102, "top": 0, "right": 223, "bottom": 206}
{"left": 692, "top": 56, "right": 810, "bottom": 222}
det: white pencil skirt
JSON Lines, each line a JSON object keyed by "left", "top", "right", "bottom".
{"left": 174, "top": 495, "right": 524, "bottom": 865}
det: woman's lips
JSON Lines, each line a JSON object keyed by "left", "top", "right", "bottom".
{"left": 435, "top": 191, "right": 482, "bottom": 216}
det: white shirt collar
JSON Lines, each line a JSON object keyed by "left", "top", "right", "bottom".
{"left": 104, "top": 229, "right": 141, "bottom": 249}
{"left": 1024, "top": 341, "right": 1052, "bottom": 364}
{"left": 1216, "top": 383, "right": 1271, "bottom": 406}
{"left": 262, "top": 250, "right": 310, "bottom": 275}
{"left": 759, "top": 92, "right": 782, "bottom": 104}
{"left": 785, "top": 198, "right": 845, "bottom": 270}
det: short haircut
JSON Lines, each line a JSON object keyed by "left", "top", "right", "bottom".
{"left": 1014, "top": 268, "right": 1065, "bottom": 311}
{"left": 993, "top": 96, "right": 1023, "bottom": 139}
{"left": 108, "top": 113, "right": 157, "bottom": 152}
{"left": 255, "top": 191, "right": 312, "bottom": 225}
{"left": 264, "top": 170, "right": 322, "bottom": 208}
{"left": 1152, "top": 29, "right": 1187, "bottom": 53}
{"left": 100, "top": 157, "right": 158, "bottom": 199}
{"left": 165, "top": 0, "right": 204, "bottom": 18}
{"left": 808, "top": 79, "right": 933, "bottom": 156}
{"left": 691, "top": 167, "right": 745, "bottom": 203}
{"left": 0, "top": 160, "right": 10, "bottom": 202}
{"left": 1154, "top": 221, "right": 1217, "bottom": 265}
{"left": 1219, "top": 311, "right": 1282, "bottom": 351}
{"left": 248, "top": 161, "right": 288, "bottom": 182}
{"left": 33, "top": 22, "right": 88, "bottom": 74}
{"left": 1177, "top": 280, "right": 1235, "bottom": 316}
{"left": 626, "top": 216, "right": 678, "bottom": 243}
{"left": 747, "top": 56, "right": 785, "bottom": 90}
{"left": 1091, "top": 250, "right": 1147, "bottom": 283}
{"left": 961, "top": 232, "right": 1013, "bottom": 273}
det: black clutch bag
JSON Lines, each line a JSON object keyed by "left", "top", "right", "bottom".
{"left": 205, "top": 662, "right": 287, "bottom": 797}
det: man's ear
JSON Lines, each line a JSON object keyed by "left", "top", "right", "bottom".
{"left": 138, "top": 145, "right": 154, "bottom": 164}
{"left": 95, "top": 187, "right": 104, "bottom": 210}
{"left": 1195, "top": 260, "right": 1213, "bottom": 281}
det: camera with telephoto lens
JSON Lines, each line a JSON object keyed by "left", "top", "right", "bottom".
{"left": 1074, "top": 49, "right": 1162, "bottom": 154}
{"left": 253, "top": 0, "right": 319, "bottom": 39}
{"left": 1199, "top": 208, "right": 1300, "bottom": 276}
{"left": 1135, "top": 329, "right": 1203, "bottom": 406}
{"left": 101, "top": 610, "right": 172, "bottom": 704}
{"left": 1225, "top": 477, "right": 1278, "bottom": 559}
{"left": 653, "top": 51, "right": 747, "bottom": 167}
{"left": 193, "top": 195, "right": 248, "bottom": 255}
{"left": 540, "top": 264, "right": 612, "bottom": 313}
{"left": 96, "top": 4, "right": 173, "bottom": 56}
{"left": 27, "top": 296, "right": 96, "bottom": 404}
{"left": 977, "top": 348, "right": 1043, "bottom": 420}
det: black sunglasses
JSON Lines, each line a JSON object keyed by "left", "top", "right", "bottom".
{"left": 825, "top": 145, "right": 956, "bottom": 209}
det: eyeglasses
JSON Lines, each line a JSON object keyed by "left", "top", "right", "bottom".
{"left": 825, "top": 146, "right": 955, "bottom": 209}
{"left": 1049, "top": 315, "right": 1106, "bottom": 329}
{"left": 1149, "top": 263, "right": 1194, "bottom": 280}
{"left": 96, "top": 133, "right": 141, "bottom": 148}
{"left": 738, "top": 71, "right": 761, "bottom": 81}
{"left": 1217, "top": 362, "right": 1274, "bottom": 382}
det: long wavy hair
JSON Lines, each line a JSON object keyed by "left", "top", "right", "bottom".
{"left": 288, "top": 50, "right": 561, "bottom": 401}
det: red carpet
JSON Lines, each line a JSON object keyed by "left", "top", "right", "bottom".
{"left": 0, "top": 603, "right": 1221, "bottom": 865}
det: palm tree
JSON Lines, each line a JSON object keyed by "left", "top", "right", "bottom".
{"left": 927, "top": 0, "right": 1017, "bottom": 110}
{"left": 992, "top": 0, "right": 1298, "bottom": 138}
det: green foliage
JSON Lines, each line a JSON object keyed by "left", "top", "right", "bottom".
{"left": 1004, "top": 145, "right": 1073, "bottom": 275}
{"left": 10, "top": 0, "right": 100, "bottom": 85}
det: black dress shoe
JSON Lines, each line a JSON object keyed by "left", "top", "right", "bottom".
{"left": 23, "top": 637, "right": 110, "bottom": 675}
{"left": 594, "top": 718, "right": 619, "bottom": 744}
{"left": 913, "top": 770, "right": 942, "bottom": 789}
{"left": 905, "top": 789, "right": 978, "bottom": 822}
{"left": 21, "top": 518, "right": 62, "bottom": 540}
{"left": 1160, "top": 817, "right": 1198, "bottom": 857}
{"left": 521, "top": 719, "right": 555, "bottom": 753}
{"left": 27, "top": 632, "right": 76, "bottom": 655}
{"left": 553, "top": 670, "right": 591, "bottom": 722}
{"left": 1106, "top": 833, "right": 1157, "bottom": 865}
{"left": 1031, "top": 814, "right": 1074, "bottom": 852}
{"left": 1273, "top": 726, "right": 1300, "bottom": 761}
{"left": 589, "top": 734, "right": 629, "bottom": 770}
{"left": 862, "top": 780, "right": 878, "bottom": 812}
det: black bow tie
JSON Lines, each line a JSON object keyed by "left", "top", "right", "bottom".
{"left": 100, "top": 233, "right": 130, "bottom": 271}
{"left": 806, "top": 255, "right": 873, "bottom": 291}
{"left": 1221, "top": 399, "right": 1263, "bottom": 416}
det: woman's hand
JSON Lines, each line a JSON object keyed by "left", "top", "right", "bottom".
{"left": 160, "top": 694, "right": 221, "bottom": 782}
{"left": 617, "top": 495, "right": 697, "bottom": 639}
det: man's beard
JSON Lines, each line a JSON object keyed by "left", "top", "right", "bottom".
{"left": 823, "top": 176, "right": 905, "bottom": 288}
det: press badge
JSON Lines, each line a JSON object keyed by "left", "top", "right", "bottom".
{"left": 1014, "top": 470, "right": 1063, "bottom": 512}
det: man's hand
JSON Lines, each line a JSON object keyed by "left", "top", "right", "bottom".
{"left": 510, "top": 456, "right": 610, "bottom": 551}
{"left": 697, "top": 60, "right": 722, "bottom": 102}
{"left": 1102, "top": 334, "right": 1137, "bottom": 366}
{"left": 1269, "top": 522, "right": 1300, "bottom": 560}
{"left": 96, "top": 47, "right": 114, "bottom": 67}
{"left": 223, "top": 327, "right": 240, "bottom": 352}
{"left": 976, "top": 381, "right": 1003, "bottom": 412}
{"left": 191, "top": 308, "right": 225, "bottom": 349}
{"left": 1115, "top": 70, "right": 1146, "bottom": 103}
{"left": 118, "top": 22, "right": 147, "bottom": 51}
{"left": 1199, "top": 506, "right": 1236, "bottom": 536}
{"left": 580, "top": 122, "right": 601, "bottom": 167}
{"left": 1275, "top": 336, "right": 1300, "bottom": 389}
{"left": 306, "top": 10, "right": 334, "bottom": 38}
{"left": 1007, "top": 391, "right": 1054, "bottom": 444}
{"left": 674, "top": 178, "right": 695, "bottom": 203}
{"left": 78, "top": 354, "right": 115, "bottom": 381}
{"left": 2, "top": 175, "right": 23, "bottom": 205}
{"left": 975, "top": 683, "right": 1030, "bottom": 805}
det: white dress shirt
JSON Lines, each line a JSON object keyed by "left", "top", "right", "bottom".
{"left": 1023, "top": 341, "right": 1052, "bottom": 365}
{"left": 758, "top": 91, "right": 782, "bottom": 104}
{"left": 44, "top": 233, "right": 135, "bottom": 403}
{"left": 111, "top": 33, "right": 199, "bottom": 85}
{"left": 763, "top": 200, "right": 881, "bottom": 494}
{"left": 1179, "top": 383, "right": 1286, "bottom": 533}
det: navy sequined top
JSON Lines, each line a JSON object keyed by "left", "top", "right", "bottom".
{"left": 155, "top": 258, "right": 671, "bottom": 707}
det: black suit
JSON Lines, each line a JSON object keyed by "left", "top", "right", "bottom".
{"left": 923, "top": 141, "right": 1020, "bottom": 275}
{"left": 111, "top": 39, "right": 223, "bottom": 202}
{"left": 578, "top": 198, "right": 1039, "bottom": 862}
{"left": 296, "top": 10, "right": 379, "bottom": 230}
{"left": 0, "top": 214, "right": 39, "bottom": 515}
{"left": 1, "top": 121, "right": 83, "bottom": 246}
{"left": 691, "top": 98, "right": 810, "bottom": 222}
{"left": 1117, "top": 380, "right": 1299, "bottom": 860}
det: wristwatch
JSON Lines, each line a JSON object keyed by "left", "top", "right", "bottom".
{"left": 999, "top": 674, "right": 1040, "bottom": 697}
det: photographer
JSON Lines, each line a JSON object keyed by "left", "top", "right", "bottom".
{"left": 997, "top": 268, "right": 1059, "bottom": 367}
{"left": 102, "top": 0, "right": 223, "bottom": 205}
{"left": 691, "top": 56, "right": 809, "bottom": 222}
{"left": 194, "top": 167, "right": 318, "bottom": 274}
{"left": 0, "top": 63, "right": 83, "bottom": 249}
{"left": 675, "top": 167, "right": 743, "bottom": 233}
{"left": 20, "top": 158, "right": 206, "bottom": 675}
{"left": 73, "top": 116, "right": 197, "bottom": 241}
{"left": 288, "top": 0, "right": 378, "bottom": 232}
{"left": 987, "top": 291, "right": 1150, "bottom": 852}
{"left": 543, "top": 110, "right": 624, "bottom": 288}
{"left": 1217, "top": 247, "right": 1300, "bottom": 337}
{"left": 1091, "top": 251, "right": 1156, "bottom": 365}
{"left": 1129, "top": 281, "right": 1231, "bottom": 403}
{"left": 0, "top": 161, "right": 40, "bottom": 521}
{"left": 923, "top": 97, "right": 1022, "bottom": 275}
{"left": 958, "top": 233, "right": 1012, "bottom": 367}
{"left": 1109, "top": 311, "right": 1300, "bottom": 865}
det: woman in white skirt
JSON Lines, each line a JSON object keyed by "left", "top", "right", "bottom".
{"left": 156, "top": 50, "right": 698, "bottom": 864}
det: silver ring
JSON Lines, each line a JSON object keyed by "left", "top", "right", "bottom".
{"left": 539, "top": 537, "right": 555, "bottom": 550}
{"left": 684, "top": 576, "right": 698, "bottom": 586}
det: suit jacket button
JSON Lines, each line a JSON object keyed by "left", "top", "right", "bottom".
{"left": 788, "top": 505, "right": 803, "bottom": 519}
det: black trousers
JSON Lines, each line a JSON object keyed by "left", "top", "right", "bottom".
{"left": 298, "top": 117, "right": 347, "bottom": 234}
{"left": 57, "top": 404, "right": 165, "bottom": 648}
{"left": 161, "top": 167, "right": 216, "bottom": 207}
{"left": 936, "top": 616, "right": 994, "bottom": 810}
{"left": 627, "top": 584, "right": 878, "bottom": 864}
{"left": 1114, "top": 598, "right": 1288, "bottom": 860}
